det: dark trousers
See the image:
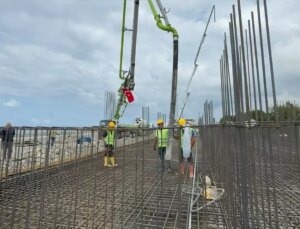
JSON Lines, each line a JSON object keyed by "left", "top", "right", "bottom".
{"left": 180, "top": 149, "right": 193, "bottom": 163}
{"left": 50, "top": 137, "right": 55, "bottom": 147}
{"left": 158, "top": 147, "right": 166, "bottom": 171}
{"left": 105, "top": 144, "right": 114, "bottom": 157}
{"left": 2, "top": 141, "right": 13, "bottom": 159}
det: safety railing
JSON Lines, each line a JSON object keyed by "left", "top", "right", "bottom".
{"left": 0, "top": 127, "right": 153, "bottom": 179}
{"left": 0, "top": 126, "right": 228, "bottom": 228}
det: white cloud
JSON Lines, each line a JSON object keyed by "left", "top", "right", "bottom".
{"left": 0, "top": 0, "right": 299, "bottom": 125}
{"left": 30, "top": 118, "right": 51, "bottom": 124}
{"left": 3, "top": 98, "right": 20, "bottom": 107}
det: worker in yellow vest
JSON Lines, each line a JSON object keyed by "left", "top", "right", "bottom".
{"left": 103, "top": 121, "right": 117, "bottom": 167}
{"left": 178, "top": 118, "right": 196, "bottom": 178}
{"left": 153, "top": 119, "right": 168, "bottom": 172}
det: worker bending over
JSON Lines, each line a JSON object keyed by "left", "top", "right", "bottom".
{"left": 103, "top": 121, "right": 117, "bottom": 167}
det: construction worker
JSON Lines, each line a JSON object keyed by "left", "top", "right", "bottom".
{"left": 153, "top": 119, "right": 168, "bottom": 172}
{"left": 1, "top": 122, "right": 15, "bottom": 160}
{"left": 177, "top": 118, "right": 196, "bottom": 178}
{"left": 103, "top": 121, "right": 117, "bottom": 167}
{"left": 50, "top": 129, "right": 57, "bottom": 147}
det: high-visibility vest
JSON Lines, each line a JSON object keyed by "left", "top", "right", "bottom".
{"left": 156, "top": 129, "right": 168, "bottom": 147}
{"left": 105, "top": 130, "right": 115, "bottom": 145}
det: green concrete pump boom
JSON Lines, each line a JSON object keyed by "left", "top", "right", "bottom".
{"left": 115, "top": 0, "right": 140, "bottom": 120}
{"left": 148, "top": 0, "right": 179, "bottom": 129}
{"left": 114, "top": 0, "right": 178, "bottom": 125}
{"left": 147, "top": 0, "right": 179, "bottom": 163}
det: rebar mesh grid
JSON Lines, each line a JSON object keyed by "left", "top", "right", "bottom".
{"left": 1, "top": 124, "right": 298, "bottom": 228}
{"left": 202, "top": 123, "right": 300, "bottom": 228}
{"left": 0, "top": 127, "right": 227, "bottom": 228}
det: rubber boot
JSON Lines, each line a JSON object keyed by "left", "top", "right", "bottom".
{"left": 110, "top": 157, "right": 115, "bottom": 167}
{"left": 189, "top": 164, "right": 194, "bottom": 178}
{"left": 104, "top": 156, "right": 108, "bottom": 167}
{"left": 111, "top": 156, "right": 118, "bottom": 166}
{"left": 180, "top": 162, "right": 185, "bottom": 175}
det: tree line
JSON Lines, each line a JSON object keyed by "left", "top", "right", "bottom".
{"left": 220, "top": 101, "right": 300, "bottom": 123}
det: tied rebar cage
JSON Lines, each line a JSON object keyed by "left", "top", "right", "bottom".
{"left": 201, "top": 123, "right": 300, "bottom": 228}
{"left": 0, "top": 126, "right": 227, "bottom": 228}
{"left": 1, "top": 127, "right": 299, "bottom": 228}
{"left": 212, "top": 0, "right": 300, "bottom": 227}
{"left": 1, "top": 0, "right": 298, "bottom": 228}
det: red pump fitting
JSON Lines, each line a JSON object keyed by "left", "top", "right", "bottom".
{"left": 122, "top": 88, "right": 134, "bottom": 103}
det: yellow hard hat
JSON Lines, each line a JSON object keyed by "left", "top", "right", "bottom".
{"left": 157, "top": 119, "right": 164, "bottom": 125}
{"left": 178, "top": 118, "right": 186, "bottom": 127}
{"left": 108, "top": 121, "right": 115, "bottom": 128}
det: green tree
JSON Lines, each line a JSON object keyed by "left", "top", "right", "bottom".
{"left": 269, "top": 101, "right": 300, "bottom": 121}
{"left": 250, "top": 110, "right": 266, "bottom": 121}
{"left": 220, "top": 110, "right": 266, "bottom": 123}
{"left": 219, "top": 115, "right": 235, "bottom": 124}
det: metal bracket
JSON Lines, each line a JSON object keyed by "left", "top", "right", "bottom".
{"left": 164, "top": 7, "right": 170, "bottom": 14}
{"left": 125, "top": 27, "right": 133, "bottom": 32}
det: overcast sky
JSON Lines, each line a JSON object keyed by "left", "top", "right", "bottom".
{"left": 0, "top": 0, "right": 299, "bottom": 126}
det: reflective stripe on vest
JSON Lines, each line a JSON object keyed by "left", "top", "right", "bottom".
{"left": 105, "top": 130, "right": 115, "bottom": 145}
{"left": 156, "top": 129, "right": 168, "bottom": 147}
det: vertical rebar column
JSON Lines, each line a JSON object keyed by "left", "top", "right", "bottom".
{"left": 263, "top": 0, "right": 278, "bottom": 123}
{"left": 251, "top": 12, "right": 264, "bottom": 121}
{"left": 248, "top": 20, "right": 258, "bottom": 120}
{"left": 245, "top": 29, "right": 252, "bottom": 112}
{"left": 224, "top": 33, "right": 234, "bottom": 117}
{"left": 237, "top": 0, "right": 251, "bottom": 123}
{"left": 220, "top": 56, "right": 226, "bottom": 118}
{"left": 232, "top": 5, "right": 245, "bottom": 121}
{"left": 229, "top": 18, "right": 239, "bottom": 119}
{"left": 257, "top": 0, "right": 269, "bottom": 120}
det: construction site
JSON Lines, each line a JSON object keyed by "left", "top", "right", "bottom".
{"left": 0, "top": 0, "right": 300, "bottom": 228}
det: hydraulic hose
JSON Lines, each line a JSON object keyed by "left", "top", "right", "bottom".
{"left": 148, "top": 0, "right": 178, "bottom": 38}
